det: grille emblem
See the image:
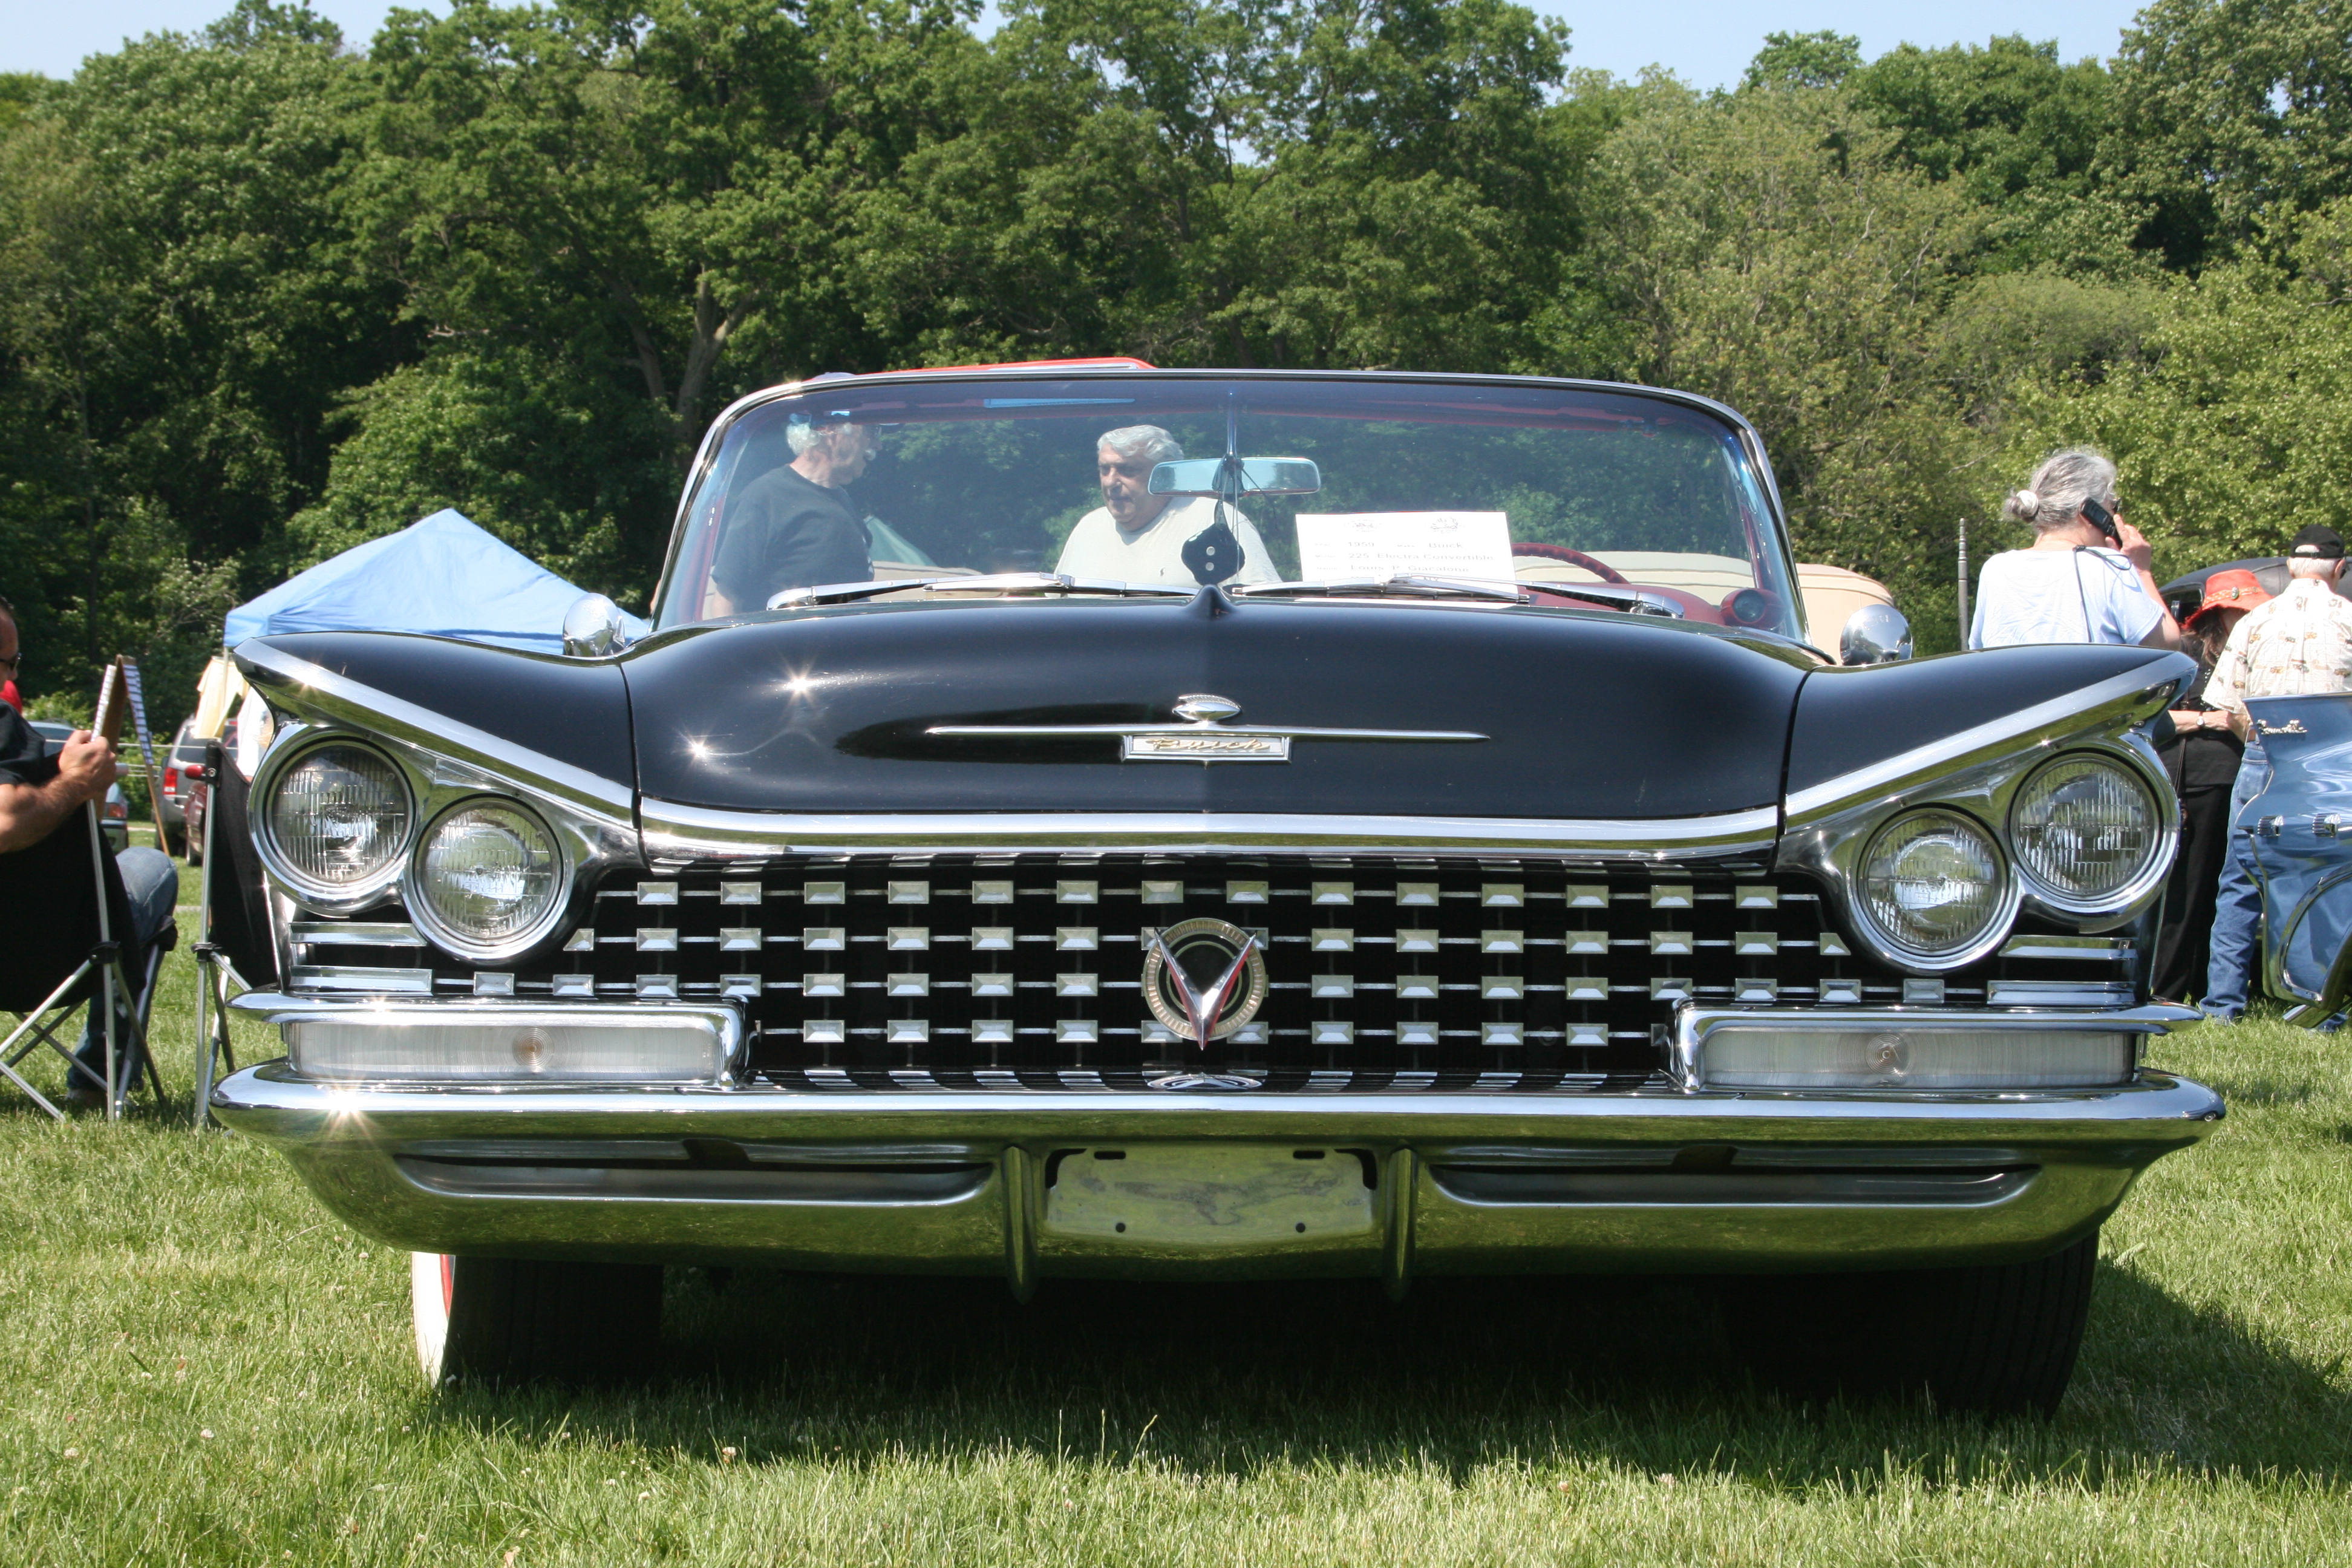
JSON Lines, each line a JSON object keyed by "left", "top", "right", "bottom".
{"left": 1143, "top": 918, "right": 1269, "bottom": 1090}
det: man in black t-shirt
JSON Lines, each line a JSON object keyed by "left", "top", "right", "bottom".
{"left": 704, "top": 418, "right": 878, "bottom": 614}
{"left": 0, "top": 598, "right": 177, "bottom": 1107}
{"left": 0, "top": 603, "right": 118, "bottom": 852}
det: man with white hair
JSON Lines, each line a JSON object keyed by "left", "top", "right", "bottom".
{"left": 2198, "top": 523, "right": 2352, "bottom": 1024}
{"left": 1054, "top": 425, "right": 1278, "bottom": 588}
{"left": 705, "top": 416, "right": 879, "bottom": 614}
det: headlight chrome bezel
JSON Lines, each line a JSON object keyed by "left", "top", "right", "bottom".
{"left": 403, "top": 794, "right": 577, "bottom": 964}
{"left": 2008, "top": 751, "right": 2174, "bottom": 918}
{"left": 1850, "top": 806, "right": 2020, "bottom": 973}
{"left": 252, "top": 735, "right": 417, "bottom": 913}
{"left": 246, "top": 717, "right": 627, "bottom": 956}
{"left": 1782, "top": 710, "right": 2183, "bottom": 976}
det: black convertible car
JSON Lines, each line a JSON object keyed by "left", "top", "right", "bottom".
{"left": 209, "top": 365, "right": 2219, "bottom": 1412}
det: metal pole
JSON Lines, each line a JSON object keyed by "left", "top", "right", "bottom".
{"left": 193, "top": 740, "right": 224, "bottom": 1129}
{"left": 1958, "top": 517, "right": 1971, "bottom": 648}
{"left": 88, "top": 803, "right": 119, "bottom": 1122}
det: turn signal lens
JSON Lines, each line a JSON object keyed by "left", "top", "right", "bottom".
{"left": 265, "top": 743, "right": 410, "bottom": 888}
{"left": 1701, "top": 1027, "right": 2132, "bottom": 1089}
{"left": 286, "top": 1010, "right": 731, "bottom": 1083}
{"left": 1858, "top": 809, "right": 2007, "bottom": 959}
{"left": 2011, "top": 754, "right": 2162, "bottom": 906}
{"left": 413, "top": 800, "right": 563, "bottom": 950}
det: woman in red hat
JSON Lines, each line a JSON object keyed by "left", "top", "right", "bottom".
{"left": 2151, "top": 569, "right": 2269, "bottom": 1001}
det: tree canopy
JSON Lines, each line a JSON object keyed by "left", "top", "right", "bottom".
{"left": 1, "top": 0, "right": 2343, "bottom": 730}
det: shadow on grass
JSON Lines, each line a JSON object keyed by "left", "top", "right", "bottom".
{"left": 420, "top": 1259, "right": 2351, "bottom": 1488}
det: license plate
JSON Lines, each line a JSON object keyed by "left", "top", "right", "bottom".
{"left": 1042, "top": 1143, "right": 1374, "bottom": 1245}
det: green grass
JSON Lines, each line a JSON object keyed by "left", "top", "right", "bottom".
{"left": 3, "top": 903, "right": 2351, "bottom": 1564}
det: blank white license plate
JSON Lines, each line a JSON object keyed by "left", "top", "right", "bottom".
{"left": 1042, "top": 1144, "right": 1375, "bottom": 1246}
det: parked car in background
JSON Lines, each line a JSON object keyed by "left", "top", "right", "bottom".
{"left": 2238, "top": 693, "right": 2352, "bottom": 1023}
{"left": 211, "top": 365, "right": 2218, "bottom": 1414}
{"left": 30, "top": 719, "right": 129, "bottom": 852}
{"left": 155, "top": 717, "right": 206, "bottom": 856}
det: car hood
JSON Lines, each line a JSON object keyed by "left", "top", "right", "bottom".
{"left": 619, "top": 596, "right": 1813, "bottom": 820}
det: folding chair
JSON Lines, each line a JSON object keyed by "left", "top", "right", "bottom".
{"left": 191, "top": 739, "right": 276, "bottom": 1127}
{"left": 0, "top": 800, "right": 171, "bottom": 1120}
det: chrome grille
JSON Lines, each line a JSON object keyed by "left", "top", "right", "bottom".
{"left": 286, "top": 857, "right": 2141, "bottom": 1091}
{"left": 568, "top": 857, "right": 1864, "bottom": 1090}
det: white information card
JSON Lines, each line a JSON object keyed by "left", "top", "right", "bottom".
{"left": 1292, "top": 511, "right": 1515, "bottom": 583}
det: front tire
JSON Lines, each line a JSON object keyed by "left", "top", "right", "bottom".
{"left": 411, "top": 1252, "right": 662, "bottom": 1387}
{"left": 1725, "top": 1231, "right": 2099, "bottom": 1416}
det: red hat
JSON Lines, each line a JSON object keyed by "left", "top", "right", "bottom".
{"left": 2187, "top": 569, "right": 2272, "bottom": 627}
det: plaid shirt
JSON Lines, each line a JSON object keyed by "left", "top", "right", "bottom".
{"left": 2203, "top": 577, "right": 2352, "bottom": 719}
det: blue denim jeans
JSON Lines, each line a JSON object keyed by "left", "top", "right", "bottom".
{"left": 71, "top": 846, "right": 178, "bottom": 1096}
{"left": 2202, "top": 743, "right": 2271, "bottom": 1021}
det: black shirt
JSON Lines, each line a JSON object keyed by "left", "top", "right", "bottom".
{"left": 708, "top": 465, "right": 872, "bottom": 609}
{"left": 2158, "top": 655, "right": 2246, "bottom": 792}
{"left": 0, "top": 704, "right": 59, "bottom": 789}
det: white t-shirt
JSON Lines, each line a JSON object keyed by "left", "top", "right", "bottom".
{"left": 1053, "top": 495, "right": 1280, "bottom": 588}
{"left": 1968, "top": 547, "right": 2163, "bottom": 649}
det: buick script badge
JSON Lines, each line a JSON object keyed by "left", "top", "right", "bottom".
{"left": 1143, "top": 918, "right": 1270, "bottom": 1091}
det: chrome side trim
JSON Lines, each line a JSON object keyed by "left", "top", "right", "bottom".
{"left": 286, "top": 965, "right": 436, "bottom": 995}
{"left": 1786, "top": 664, "right": 2189, "bottom": 825}
{"left": 235, "top": 641, "right": 633, "bottom": 818}
{"left": 1667, "top": 1003, "right": 2199, "bottom": 1092}
{"left": 637, "top": 802, "right": 1783, "bottom": 862}
{"left": 925, "top": 723, "right": 1488, "bottom": 743}
{"left": 2000, "top": 935, "right": 2133, "bottom": 961}
{"left": 292, "top": 921, "right": 426, "bottom": 948}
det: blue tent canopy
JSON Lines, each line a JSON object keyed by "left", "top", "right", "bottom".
{"left": 223, "top": 509, "right": 650, "bottom": 655}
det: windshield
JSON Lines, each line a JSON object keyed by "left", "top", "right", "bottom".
{"left": 653, "top": 375, "right": 1803, "bottom": 640}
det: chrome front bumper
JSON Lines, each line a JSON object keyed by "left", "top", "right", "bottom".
{"left": 211, "top": 997, "right": 2223, "bottom": 1290}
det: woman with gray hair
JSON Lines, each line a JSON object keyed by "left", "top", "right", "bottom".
{"left": 1968, "top": 448, "right": 2181, "bottom": 650}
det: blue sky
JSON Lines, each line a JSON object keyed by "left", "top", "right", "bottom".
{"left": 4, "top": 1, "right": 2148, "bottom": 88}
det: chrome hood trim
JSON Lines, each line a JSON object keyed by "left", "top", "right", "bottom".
{"left": 235, "top": 640, "right": 632, "bottom": 820}
{"left": 637, "top": 802, "right": 1783, "bottom": 863}
{"left": 1786, "top": 664, "right": 2186, "bottom": 828}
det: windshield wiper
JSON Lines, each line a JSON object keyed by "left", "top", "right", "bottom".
{"left": 1237, "top": 575, "right": 1685, "bottom": 617}
{"left": 1519, "top": 581, "right": 1685, "bottom": 618}
{"left": 1234, "top": 575, "right": 1528, "bottom": 604}
{"left": 928, "top": 573, "right": 1194, "bottom": 598}
{"left": 766, "top": 573, "right": 1194, "bottom": 609}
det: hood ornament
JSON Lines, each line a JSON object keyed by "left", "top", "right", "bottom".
{"left": 925, "top": 691, "right": 1485, "bottom": 763}
{"left": 1143, "top": 918, "right": 1269, "bottom": 1090}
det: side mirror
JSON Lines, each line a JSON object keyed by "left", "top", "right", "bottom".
{"left": 1840, "top": 603, "right": 1913, "bottom": 665}
{"left": 563, "top": 593, "right": 632, "bottom": 658}
{"left": 1148, "top": 457, "right": 1322, "bottom": 497}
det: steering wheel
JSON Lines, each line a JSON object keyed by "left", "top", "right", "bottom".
{"left": 1511, "top": 541, "right": 1630, "bottom": 585}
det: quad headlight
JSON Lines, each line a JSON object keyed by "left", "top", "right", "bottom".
{"left": 406, "top": 797, "right": 568, "bottom": 958}
{"left": 1855, "top": 808, "right": 2014, "bottom": 965}
{"left": 260, "top": 740, "right": 413, "bottom": 902}
{"left": 2010, "top": 753, "right": 2166, "bottom": 910}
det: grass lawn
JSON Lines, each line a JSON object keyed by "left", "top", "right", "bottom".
{"left": 3, "top": 886, "right": 2350, "bottom": 1563}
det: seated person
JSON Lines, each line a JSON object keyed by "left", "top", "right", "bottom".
{"left": 0, "top": 598, "right": 176, "bottom": 1109}
{"left": 704, "top": 416, "right": 880, "bottom": 614}
{"left": 1054, "top": 425, "right": 1279, "bottom": 588}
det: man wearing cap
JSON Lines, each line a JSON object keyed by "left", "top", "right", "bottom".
{"left": 2198, "top": 525, "right": 2352, "bottom": 1022}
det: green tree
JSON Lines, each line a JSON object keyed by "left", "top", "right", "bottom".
{"left": 1741, "top": 30, "right": 1861, "bottom": 93}
{"left": 2107, "top": 0, "right": 2352, "bottom": 269}
{"left": 0, "top": 2, "right": 400, "bottom": 727}
{"left": 1846, "top": 35, "right": 2138, "bottom": 275}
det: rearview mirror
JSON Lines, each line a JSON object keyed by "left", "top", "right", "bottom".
{"left": 1148, "top": 457, "right": 1322, "bottom": 497}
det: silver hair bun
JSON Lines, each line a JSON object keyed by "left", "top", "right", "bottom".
{"left": 2005, "top": 488, "right": 2041, "bottom": 523}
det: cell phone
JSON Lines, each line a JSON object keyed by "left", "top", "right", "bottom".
{"left": 2080, "top": 496, "right": 2122, "bottom": 544}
